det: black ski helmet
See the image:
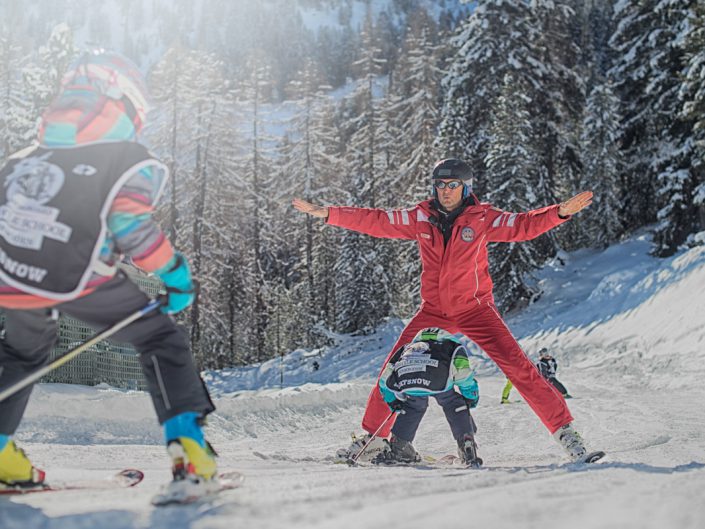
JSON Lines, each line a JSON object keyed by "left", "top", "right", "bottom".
{"left": 431, "top": 158, "right": 473, "bottom": 198}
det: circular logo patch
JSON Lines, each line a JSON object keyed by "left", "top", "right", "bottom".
{"left": 6, "top": 153, "right": 65, "bottom": 206}
{"left": 461, "top": 226, "right": 475, "bottom": 242}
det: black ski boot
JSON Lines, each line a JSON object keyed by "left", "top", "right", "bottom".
{"left": 372, "top": 435, "right": 421, "bottom": 465}
{"left": 457, "top": 433, "right": 483, "bottom": 468}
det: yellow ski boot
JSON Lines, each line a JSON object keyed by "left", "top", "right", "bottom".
{"left": 167, "top": 437, "right": 217, "bottom": 481}
{"left": 152, "top": 412, "right": 219, "bottom": 505}
{"left": 0, "top": 440, "right": 46, "bottom": 489}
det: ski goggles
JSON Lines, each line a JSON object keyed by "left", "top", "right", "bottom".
{"left": 433, "top": 180, "right": 464, "bottom": 190}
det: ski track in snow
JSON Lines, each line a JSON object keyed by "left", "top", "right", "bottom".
{"left": 2, "top": 236, "right": 705, "bottom": 528}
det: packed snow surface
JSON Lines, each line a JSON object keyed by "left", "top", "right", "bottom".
{"left": 2, "top": 233, "right": 705, "bottom": 529}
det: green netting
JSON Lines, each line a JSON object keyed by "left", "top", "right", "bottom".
{"left": 33, "top": 265, "right": 164, "bottom": 390}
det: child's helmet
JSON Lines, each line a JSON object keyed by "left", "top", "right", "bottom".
{"left": 39, "top": 50, "right": 151, "bottom": 144}
{"left": 413, "top": 327, "right": 459, "bottom": 343}
{"left": 60, "top": 50, "right": 151, "bottom": 128}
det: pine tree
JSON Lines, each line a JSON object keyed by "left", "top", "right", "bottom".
{"left": 579, "top": 81, "right": 624, "bottom": 248}
{"left": 184, "top": 57, "right": 235, "bottom": 367}
{"left": 232, "top": 58, "right": 278, "bottom": 362}
{"left": 579, "top": 0, "right": 616, "bottom": 80}
{"left": 437, "top": 1, "right": 539, "bottom": 179}
{"left": 609, "top": 0, "right": 698, "bottom": 251}
{"left": 1, "top": 23, "right": 75, "bottom": 158}
{"left": 149, "top": 46, "right": 190, "bottom": 243}
{"left": 485, "top": 73, "right": 544, "bottom": 311}
{"left": 149, "top": 48, "right": 241, "bottom": 367}
{"left": 29, "top": 23, "right": 75, "bottom": 108}
{"left": 393, "top": 25, "right": 445, "bottom": 203}
{"left": 0, "top": 36, "right": 27, "bottom": 159}
{"left": 279, "top": 60, "right": 344, "bottom": 348}
{"left": 529, "top": 0, "right": 585, "bottom": 206}
{"left": 385, "top": 24, "right": 445, "bottom": 317}
{"left": 680, "top": 2, "right": 705, "bottom": 243}
{"left": 335, "top": 10, "right": 391, "bottom": 333}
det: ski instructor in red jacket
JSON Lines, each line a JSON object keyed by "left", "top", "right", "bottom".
{"left": 292, "top": 158, "right": 596, "bottom": 462}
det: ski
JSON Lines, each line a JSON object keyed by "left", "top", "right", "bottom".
{"left": 424, "top": 451, "right": 607, "bottom": 466}
{"left": 423, "top": 454, "right": 474, "bottom": 466}
{"left": 366, "top": 451, "right": 606, "bottom": 468}
{"left": 420, "top": 454, "right": 484, "bottom": 468}
{"left": 359, "top": 453, "right": 477, "bottom": 468}
{"left": 151, "top": 471, "right": 245, "bottom": 506}
{"left": 0, "top": 469, "right": 144, "bottom": 496}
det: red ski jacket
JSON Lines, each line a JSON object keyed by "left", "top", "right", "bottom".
{"left": 326, "top": 197, "right": 569, "bottom": 317}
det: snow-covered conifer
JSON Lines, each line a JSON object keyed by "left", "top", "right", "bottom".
{"left": 485, "top": 73, "right": 544, "bottom": 311}
{"left": 579, "top": 81, "right": 624, "bottom": 248}
{"left": 437, "top": 0, "right": 539, "bottom": 186}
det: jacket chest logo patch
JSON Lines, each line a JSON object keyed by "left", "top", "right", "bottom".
{"left": 420, "top": 233, "right": 431, "bottom": 239}
{"left": 461, "top": 227, "right": 475, "bottom": 242}
{"left": 0, "top": 152, "right": 73, "bottom": 250}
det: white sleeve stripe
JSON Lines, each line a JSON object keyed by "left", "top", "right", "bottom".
{"left": 387, "top": 211, "right": 395, "bottom": 224}
{"left": 417, "top": 210, "right": 429, "bottom": 222}
{"left": 507, "top": 213, "right": 517, "bottom": 227}
{"left": 492, "top": 214, "right": 503, "bottom": 228}
{"left": 401, "top": 210, "right": 410, "bottom": 225}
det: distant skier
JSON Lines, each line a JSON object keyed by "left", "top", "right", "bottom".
{"left": 502, "top": 349, "right": 571, "bottom": 402}
{"left": 0, "top": 51, "right": 218, "bottom": 497}
{"left": 536, "top": 348, "right": 572, "bottom": 399}
{"left": 293, "top": 157, "right": 597, "bottom": 462}
{"left": 372, "top": 328, "right": 482, "bottom": 467}
{"left": 500, "top": 378, "right": 514, "bottom": 404}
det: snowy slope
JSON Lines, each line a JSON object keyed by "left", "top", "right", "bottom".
{"left": 204, "top": 231, "right": 705, "bottom": 391}
{"left": 4, "top": 233, "right": 705, "bottom": 529}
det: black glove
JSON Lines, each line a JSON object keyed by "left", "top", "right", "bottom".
{"left": 463, "top": 396, "right": 479, "bottom": 409}
{"left": 387, "top": 399, "right": 406, "bottom": 413}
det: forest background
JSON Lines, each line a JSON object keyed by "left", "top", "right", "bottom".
{"left": 1, "top": 0, "right": 703, "bottom": 369}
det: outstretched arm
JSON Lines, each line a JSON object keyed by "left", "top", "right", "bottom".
{"left": 292, "top": 198, "right": 418, "bottom": 240}
{"left": 487, "top": 190, "right": 594, "bottom": 243}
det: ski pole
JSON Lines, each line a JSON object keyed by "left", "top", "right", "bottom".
{"left": 0, "top": 299, "right": 163, "bottom": 404}
{"left": 349, "top": 409, "right": 397, "bottom": 465}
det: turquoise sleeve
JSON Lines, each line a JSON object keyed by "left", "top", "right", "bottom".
{"left": 378, "top": 364, "right": 399, "bottom": 403}
{"left": 456, "top": 376, "right": 480, "bottom": 407}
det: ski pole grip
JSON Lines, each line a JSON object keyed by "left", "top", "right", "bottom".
{"left": 154, "top": 294, "right": 170, "bottom": 310}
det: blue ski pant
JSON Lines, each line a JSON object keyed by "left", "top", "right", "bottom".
{"left": 391, "top": 389, "right": 477, "bottom": 443}
{"left": 0, "top": 272, "right": 214, "bottom": 435}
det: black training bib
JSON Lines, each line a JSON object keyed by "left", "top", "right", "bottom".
{"left": 385, "top": 340, "right": 458, "bottom": 393}
{"left": 0, "top": 142, "right": 164, "bottom": 299}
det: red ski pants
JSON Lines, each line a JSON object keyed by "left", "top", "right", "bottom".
{"left": 361, "top": 302, "right": 573, "bottom": 436}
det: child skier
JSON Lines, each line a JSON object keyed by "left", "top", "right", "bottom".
{"left": 536, "top": 348, "right": 572, "bottom": 398}
{"left": 372, "top": 328, "right": 482, "bottom": 467}
{"left": 0, "top": 51, "right": 217, "bottom": 499}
